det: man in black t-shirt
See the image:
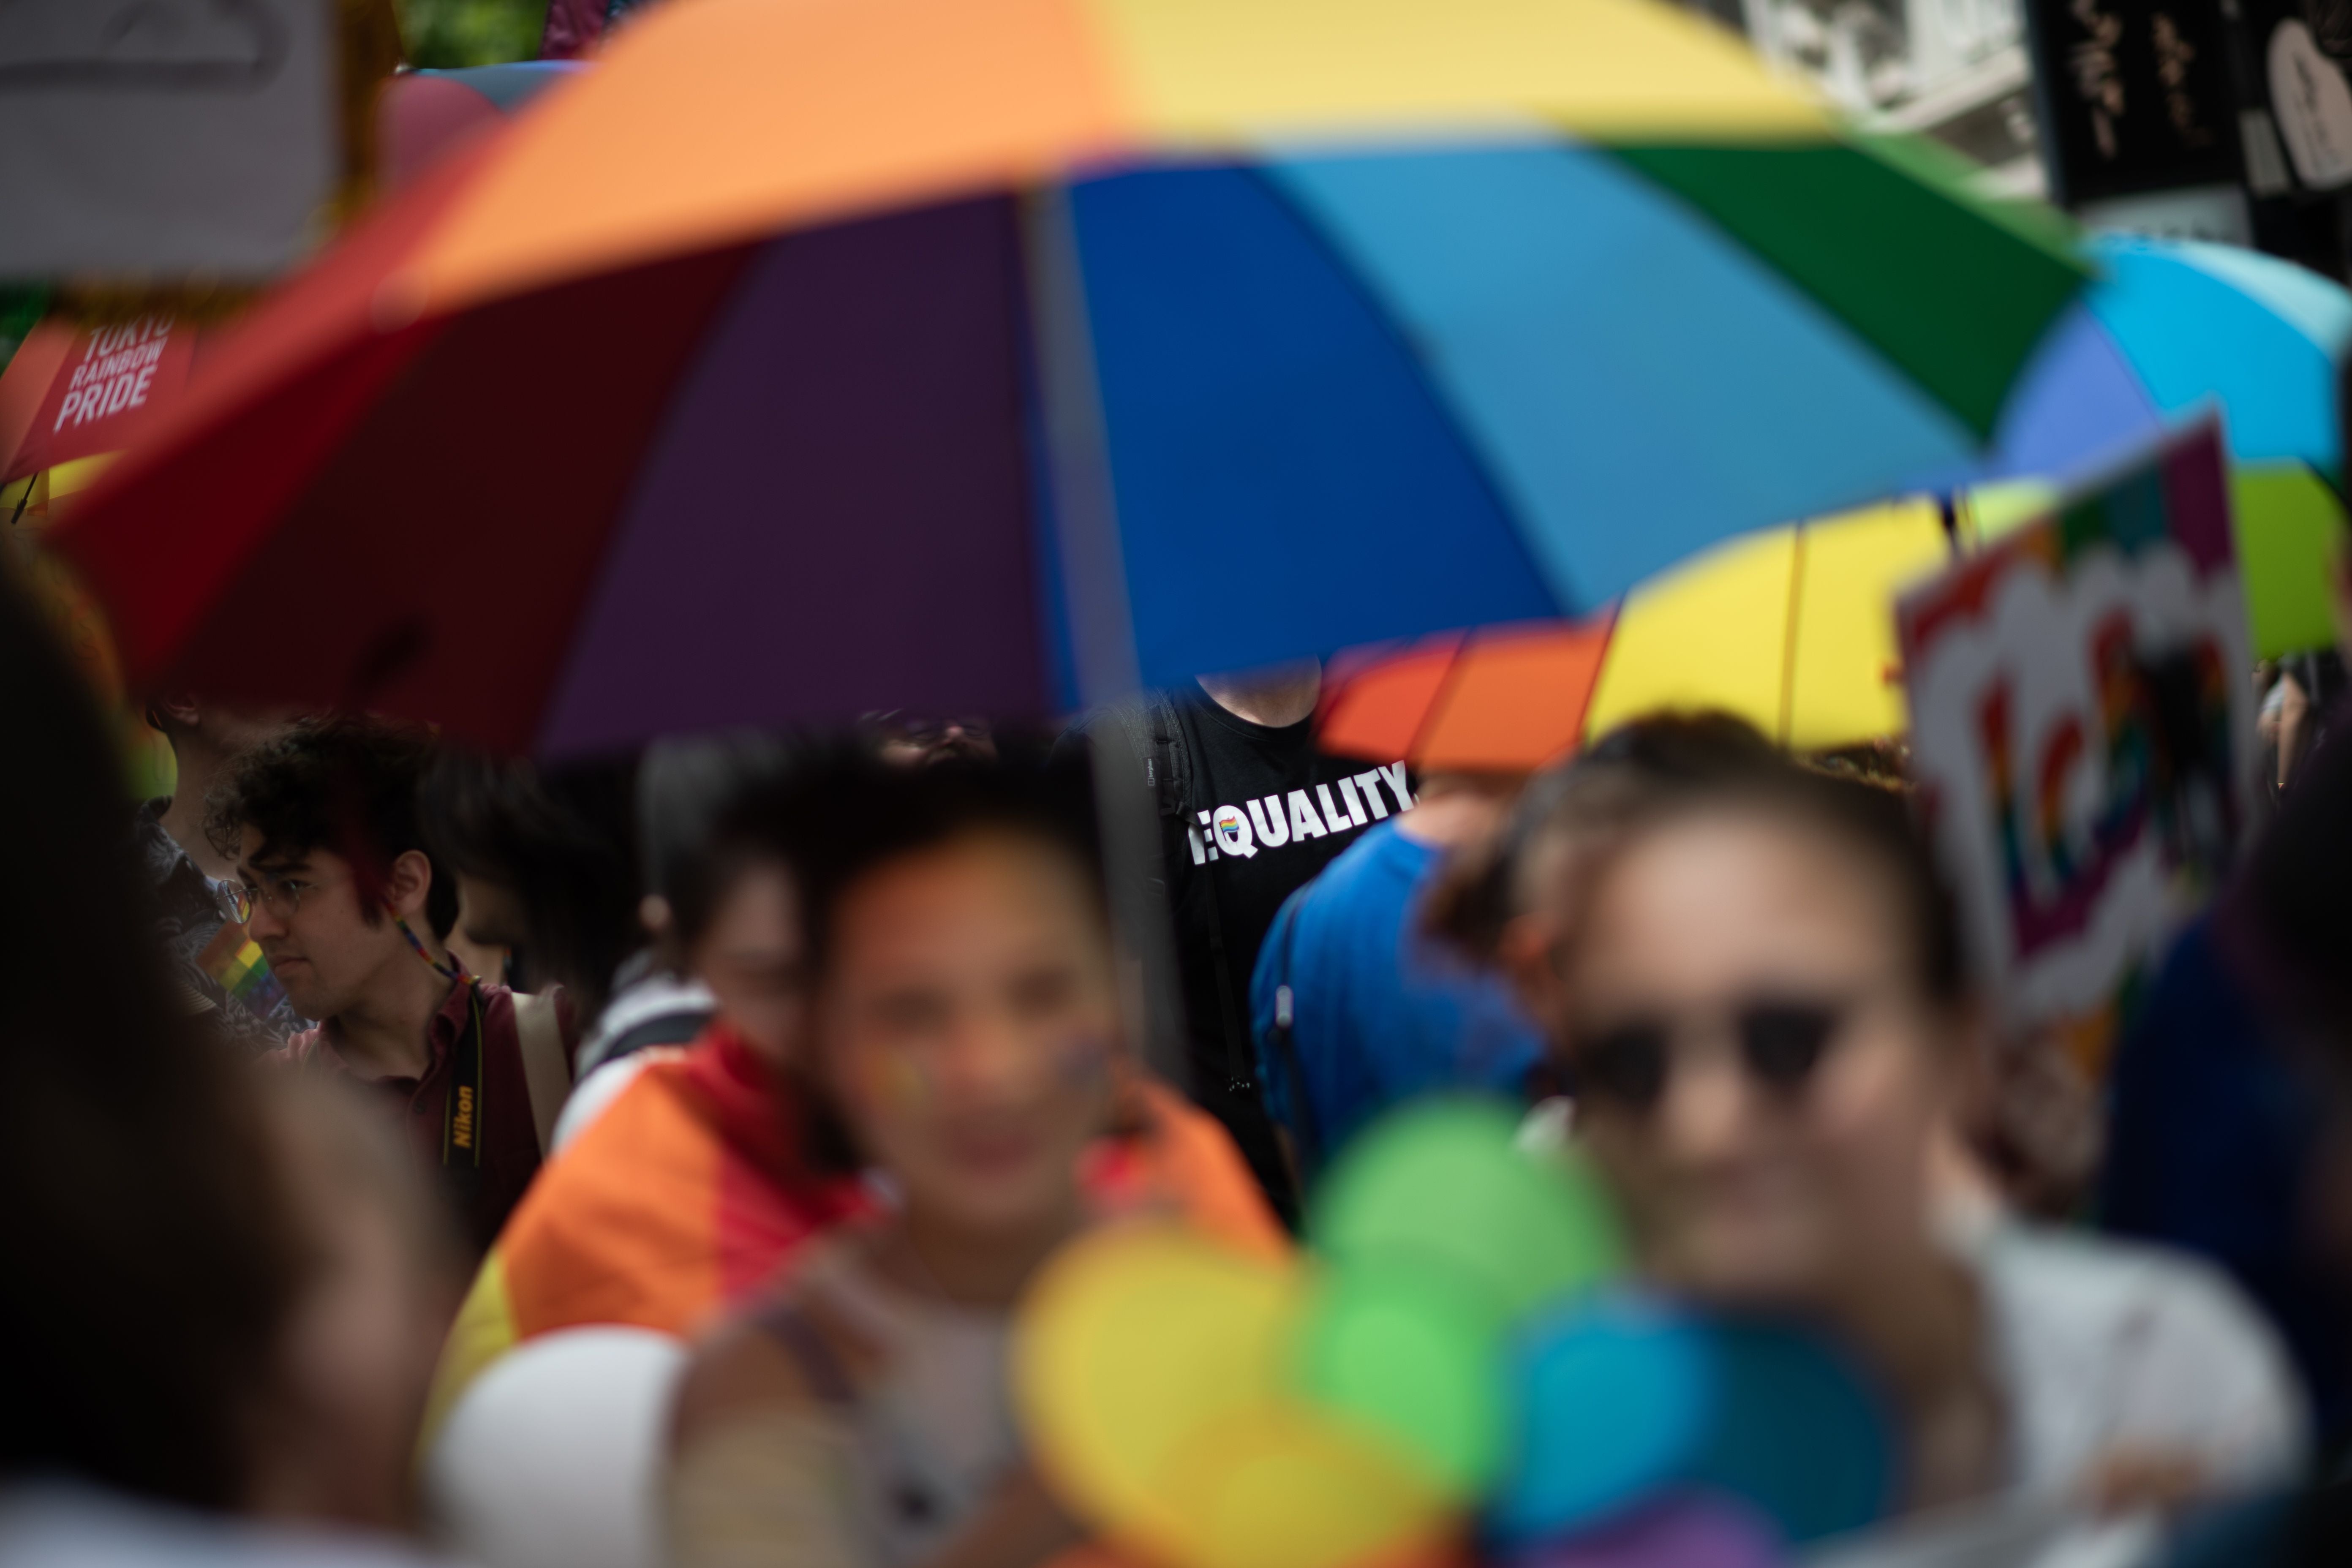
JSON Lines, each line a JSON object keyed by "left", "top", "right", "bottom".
{"left": 1068, "top": 662, "right": 1410, "bottom": 1217}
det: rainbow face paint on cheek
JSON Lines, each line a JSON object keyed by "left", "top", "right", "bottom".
{"left": 854, "top": 1028, "right": 1111, "bottom": 1114}
{"left": 1054, "top": 1032, "right": 1111, "bottom": 1091}
{"left": 857, "top": 1048, "right": 934, "bottom": 1114}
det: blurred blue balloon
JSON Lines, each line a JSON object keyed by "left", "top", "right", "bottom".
{"left": 1684, "top": 1318, "right": 1895, "bottom": 1544}
{"left": 1488, "top": 1296, "right": 1712, "bottom": 1544}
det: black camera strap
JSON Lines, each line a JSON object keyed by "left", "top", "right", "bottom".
{"left": 438, "top": 980, "right": 488, "bottom": 1204}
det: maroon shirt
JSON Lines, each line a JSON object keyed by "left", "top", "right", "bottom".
{"left": 273, "top": 980, "right": 551, "bottom": 1255}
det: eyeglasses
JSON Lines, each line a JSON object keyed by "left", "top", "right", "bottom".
{"left": 1565, "top": 994, "right": 1855, "bottom": 1116}
{"left": 222, "top": 873, "right": 326, "bottom": 924}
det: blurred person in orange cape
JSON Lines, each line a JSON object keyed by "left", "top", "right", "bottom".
{"left": 670, "top": 747, "right": 1274, "bottom": 1567}
{"left": 426, "top": 741, "right": 1281, "bottom": 1436}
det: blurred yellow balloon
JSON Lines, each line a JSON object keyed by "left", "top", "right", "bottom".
{"left": 1014, "top": 1224, "right": 1302, "bottom": 1560}
{"left": 1156, "top": 1403, "right": 1451, "bottom": 1568}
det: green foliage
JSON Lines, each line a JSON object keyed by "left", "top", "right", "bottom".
{"left": 0, "top": 286, "right": 49, "bottom": 378}
{"left": 399, "top": 0, "right": 550, "bottom": 68}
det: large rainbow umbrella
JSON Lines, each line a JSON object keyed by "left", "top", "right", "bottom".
{"left": 52, "top": 0, "right": 2081, "bottom": 755}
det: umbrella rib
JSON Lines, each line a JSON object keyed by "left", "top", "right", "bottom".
{"left": 1777, "top": 523, "right": 1808, "bottom": 748}
{"left": 1239, "top": 165, "right": 1581, "bottom": 618}
{"left": 521, "top": 243, "right": 769, "bottom": 754}
{"left": 1401, "top": 629, "right": 1476, "bottom": 766}
{"left": 1602, "top": 142, "right": 2080, "bottom": 442}
{"left": 1571, "top": 602, "right": 1618, "bottom": 752}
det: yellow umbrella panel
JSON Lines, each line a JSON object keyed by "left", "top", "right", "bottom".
{"left": 1582, "top": 498, "right": 1952, "bottom": 751}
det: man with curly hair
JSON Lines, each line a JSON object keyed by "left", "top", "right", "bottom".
{"left": 210, "top": 716, "right": 564, "bottom": 1254}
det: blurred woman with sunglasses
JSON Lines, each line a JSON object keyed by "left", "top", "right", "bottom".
{"left": 1484, "top": 729, "right": 2304, "bottom": 1519}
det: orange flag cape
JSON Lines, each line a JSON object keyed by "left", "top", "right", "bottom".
{"left": 427, "top": 1022, "right": 1285, "bottom": 1437}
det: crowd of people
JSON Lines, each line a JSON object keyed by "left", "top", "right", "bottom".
{"left": 7, "top": 521, "right": 2352, "bottom": 1568}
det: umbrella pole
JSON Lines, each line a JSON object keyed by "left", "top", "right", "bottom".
{"left": 1023, "top": 187, "right": 1192, "bottom": 1098}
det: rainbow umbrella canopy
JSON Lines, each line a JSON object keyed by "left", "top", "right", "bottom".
{"left": 1325, "top": 232, "right": 2352, "bottom": 768}
{"left": 1991, "top": 232, "right": 2352, "bottom": 656}
{"left": 54, "top": 0, "right": 2082, "bottom": 756}
{"left": 1319, "top": 498, "right": 1946, "bottom": 769}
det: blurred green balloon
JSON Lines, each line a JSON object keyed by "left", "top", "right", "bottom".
{"left": 1310, "top": 1099, "right": 1625, "bottom": 1328}
{"left": 1290, "top": 1262, "right": 1504, "bottom": 1495}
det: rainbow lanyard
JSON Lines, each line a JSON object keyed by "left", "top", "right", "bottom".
{"left": 396, "top": 912, "right": 469, "bottom": 985}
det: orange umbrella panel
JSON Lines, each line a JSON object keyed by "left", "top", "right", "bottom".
{"left": 1320, "top": 621, "right": 1612, "bottom": 771}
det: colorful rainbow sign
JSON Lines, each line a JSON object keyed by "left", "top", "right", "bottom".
{"left": 1897, "top": 421, "right": 2257, "bottom": 1073}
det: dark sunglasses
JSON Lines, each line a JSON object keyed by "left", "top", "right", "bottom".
{"left": 1567, "top": 996, "right": 1852, "bottom": 1116}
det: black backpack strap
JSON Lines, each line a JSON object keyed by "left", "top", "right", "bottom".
{"left": 1141, "top": 689, "right": 1189, "bottom": 822}
{"left": 1162, "top": 699, "right": 1258, "bottom": 1100}
{"left": 1098, "top": 692, "right": 1187, "bottom": 825}
{"left": 1105, "top": 694, "right": 1255, "bottom": 1098}
{"left": 1259, "top": 892, "right": 1323, "bottom": 1179}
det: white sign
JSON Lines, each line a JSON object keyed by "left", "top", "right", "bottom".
{"left": 0, "top": 0, "right": 335, "bottom": 278}
{"left": 2268, "top": 19, "right": 2352, "bottom": 190}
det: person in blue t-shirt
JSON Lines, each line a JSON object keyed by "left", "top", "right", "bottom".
{"left": 1250, "top": 771, "right": 1541, "bottom": 1181}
